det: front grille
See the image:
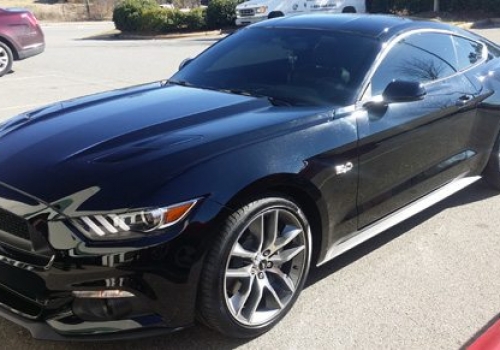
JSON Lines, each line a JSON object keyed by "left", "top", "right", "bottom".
{"left": 0, "top": 208, "right": 30, "bottom": 240}
{"left": 239, "top": 9, "right": 255, "bottom": 17}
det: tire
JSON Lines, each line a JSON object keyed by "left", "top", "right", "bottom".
{"left": 198, "top": 196, "right": 312, "bottom": 338}
{"left": 0, "top": 42, "right": 13, "bottom": 77}
{"left": 483, "top": 133, "right": 500, "bottom": 190}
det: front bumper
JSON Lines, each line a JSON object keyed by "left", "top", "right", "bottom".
{"left": 0, "top": 199, "right": 219, "bottom": 340}
{"left": 0, "top": 292, "right": 187, "bottom": 341}
{"left": 0, "top": 237, "right": 204, "bottom": 340}
{"left": 235, "top": 15, "right": 267, "bottom": 26}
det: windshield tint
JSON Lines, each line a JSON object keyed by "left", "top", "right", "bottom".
{"left": 171, "top": 27, "right": 380, "bottom": 106}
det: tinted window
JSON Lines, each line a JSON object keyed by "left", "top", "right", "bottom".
{"left": 371, "top": 34, "right": 456, "bottom": 96}
{"left": 406, "top": 33, "right": 457, "bottom": 69}
{"left": 172, "top": 28, "right": 380, "bottom": 106}
{"left": 453, "top": 36, "right": 484, "bottom": 70}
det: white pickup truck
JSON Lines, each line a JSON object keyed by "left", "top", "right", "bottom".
{"left": 235, "top": 0, "right": 366, "bottom": 26}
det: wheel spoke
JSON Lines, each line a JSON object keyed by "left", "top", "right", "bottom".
{"left": 231, "top": 242, "right": 257, "bottom": 260}
{"left": 228, "top": 274, "right": 255, "bottom": 316}
{"left": 264, "top": 210, "right": 279, "bottom": 252}
{"left": 263, "top": 274, "right": 284, "bottom": 309}
{"left": 272, "top": 226, "right": 303, "bottom": 252}
{"left": 248, "top": 215, "right": 265, "bottom": 253}
{"left": 267, "top": 267, "right": 296, "bottom": 292}
{"left": 226, "top": 264, "right": 253, "bottom": 278}
{"left": 245, "top": 276, "right": 265, "bottom": 322}
{"left": 270, "top": 245, "right": 305, "bottom": 264}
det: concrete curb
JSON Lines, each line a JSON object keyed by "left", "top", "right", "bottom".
{"left": 115, "top": 29, "right": 224, "bottom": 40}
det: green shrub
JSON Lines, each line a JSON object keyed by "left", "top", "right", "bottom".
{"left": 368, "top": 0, "right": 433, "bottom": 14}
{"left": 113, "top": 0, "right": 207, "bottom": 33}
{"left": 206, "top": 0, "right": 239, "bottom": 29}
{"left": 113, "top": 0, "right": 158, "bottom": 32}
{"left": 138, "top": 8, "right": 168, "bottom": 32}
{"left": 162, "top": 8, "right": 206, "bottom": 31}
{"left": 441, "top": 0, "right": 500, "bottom": 14}
{"left": 182, "top": 7, "right": 206, "bottom": 30}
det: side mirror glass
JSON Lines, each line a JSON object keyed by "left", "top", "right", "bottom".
{"left": 179, "top": 58, "right": 193, "bottom": 71}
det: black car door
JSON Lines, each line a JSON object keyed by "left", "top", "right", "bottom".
{"left": 355, "top": 31, "right": 484, "bottom": 228}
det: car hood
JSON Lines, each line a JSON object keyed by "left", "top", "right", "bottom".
{"left": 0, "top": 82, "right": 332, "bottom": 210}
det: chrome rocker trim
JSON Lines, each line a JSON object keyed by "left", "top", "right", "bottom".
{"left": 318, "top": 176, "right": 481, "bottom": 266}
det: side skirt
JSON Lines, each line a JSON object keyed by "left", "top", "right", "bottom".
{"left": 317, "top": 176, "right": 481, "bottom": 266}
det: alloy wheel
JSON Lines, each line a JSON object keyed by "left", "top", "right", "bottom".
{"left": 0, "top": 47, "right": 9, "bottom": 70}
{"left": 223, "top": 207, "right": 308, "bottom": 326}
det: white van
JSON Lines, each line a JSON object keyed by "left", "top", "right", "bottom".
{"left": 235, "top": 0, "right": 366, "bottom": 26}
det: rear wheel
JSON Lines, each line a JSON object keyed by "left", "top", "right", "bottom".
{"left": 483, "top": 133, "right": 500, "bottom": 190}
{"left": 0, "top": 42, "right": 13, "bottom": 77}
{"left": 198, "top": 196, "right": 312, "bottom": 338}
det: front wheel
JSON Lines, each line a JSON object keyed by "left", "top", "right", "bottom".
{"left": 0, "top": 42, "right": 13, "bottom": 77}
{"left": 198, "top": 196, "right": 312, "bottom": 338}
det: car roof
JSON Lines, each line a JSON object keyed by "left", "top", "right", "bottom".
{"left": 251, "top": 14, "right": 463, "bottom": 41}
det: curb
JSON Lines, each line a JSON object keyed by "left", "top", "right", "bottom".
{"left": 116, "top": 29, "right": 224, "bottom": 40}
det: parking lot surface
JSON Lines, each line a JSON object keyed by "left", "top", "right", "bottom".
{"left": 1, "top": 22, "right": 500, "bottom": 350}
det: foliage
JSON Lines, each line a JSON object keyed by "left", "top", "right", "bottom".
{"left": 369, "top": 0, "right": 500, "bottom": 14}
{"left": 113, "top": 0, "right": 207, "bottom": 32}
{"left": 113, "top": 0, "right": 158, "bottom": 32}
{"left": 205, "top": 0, "right": 240, "bottom": 29}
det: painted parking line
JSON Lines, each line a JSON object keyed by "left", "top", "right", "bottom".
{"left": 467, "top": 317, "right": 500, "bottom": 350}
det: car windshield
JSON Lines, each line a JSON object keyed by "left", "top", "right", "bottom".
{"left": 170, "top": 27, "right": 380, "bottom": 106}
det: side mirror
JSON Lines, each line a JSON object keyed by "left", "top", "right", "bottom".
{"left": 179, "top": 58, "right": 193, "bottom": 71}
{"left": 382, "top": 80, "right": 426, "bottom": 103}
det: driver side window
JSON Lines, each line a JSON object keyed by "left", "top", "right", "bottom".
{"left": 370, "top": 33, "right": 457, "bottom": 96}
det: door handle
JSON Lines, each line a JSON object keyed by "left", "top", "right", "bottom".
{"left": 456, "top": 94, "right": 473, "bottom": 107}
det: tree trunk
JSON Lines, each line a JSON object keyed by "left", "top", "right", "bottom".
{"left": 434, "top": 0, "right": 440, "bottom": 12}
{"left": 84, "top": 0, "right": 91, "bottom": 19}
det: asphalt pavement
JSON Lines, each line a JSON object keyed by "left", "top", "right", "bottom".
{"left": 0, "top": 21, "right": 500, "bottom": 350}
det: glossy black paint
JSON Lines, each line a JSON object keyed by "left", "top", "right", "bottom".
{"left": 0, "top": 14, "right": 499, "bottom": 339}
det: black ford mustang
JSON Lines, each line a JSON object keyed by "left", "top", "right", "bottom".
{"left": 0, "top": 14, "right": 499, "bottom": 340}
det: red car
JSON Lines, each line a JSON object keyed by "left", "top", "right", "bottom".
{"left": 0, "top": 7, "right": 45, "bottom": 77}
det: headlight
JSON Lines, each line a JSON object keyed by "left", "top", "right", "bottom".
{"left": 73, "top": 198, "right": 200, "bottom": 240}
{"left": 255, "top": 6, "right": 268, "bottom": 13}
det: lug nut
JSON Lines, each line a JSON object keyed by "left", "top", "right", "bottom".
{"left": 258, "top": 272, "right": 265, "bottom": 279}
{"left": 263, "top": 250, "right": 270, "bottom": 257}
{"left": 267, "top": 261, "right": 273, "bottom": 268}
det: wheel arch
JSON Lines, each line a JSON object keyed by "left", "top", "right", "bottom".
{"left": 0, "top": 35, "right": 19, "bottom": 60}
{"left": 220, "top": 173, "right": 329, "bottom": 266}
